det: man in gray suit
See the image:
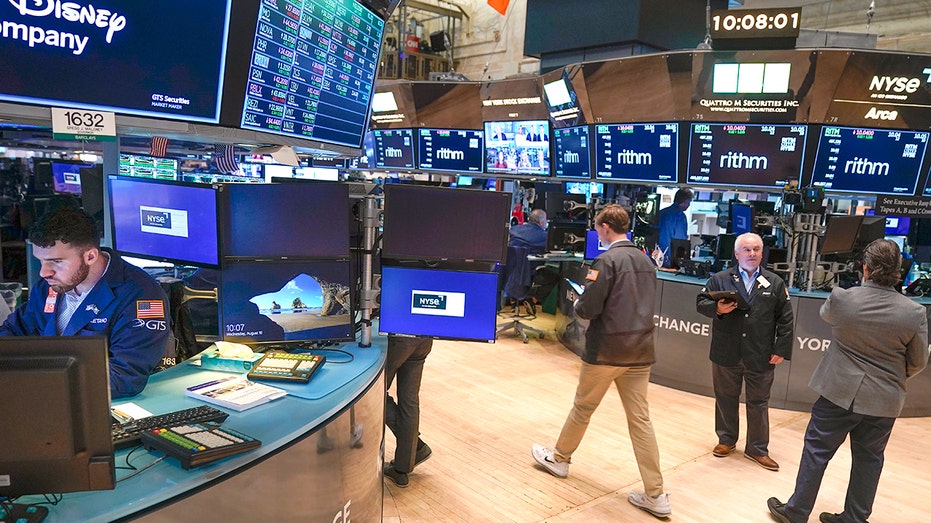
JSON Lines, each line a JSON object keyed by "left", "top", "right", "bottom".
{"left": 768, "top": 239, "right": 929, "bottom": 523}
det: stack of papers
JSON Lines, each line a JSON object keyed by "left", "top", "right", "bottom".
{"left": 185, "top": 376, "right": 286, "bottom": 412}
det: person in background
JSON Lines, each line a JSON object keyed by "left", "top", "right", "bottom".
{"left": 696, "top": 232, "right": 793, "bottom": 472}
{"left": 657, "top": 188, "right": 693, "bottom": 267}
{"left": 0, "top": 207, "right": 171, "bottom": 398}
{"left": 383, "top": 335, "right": 434, "bottom": 488}
{"left": 531, "top": 205, "right": 671, "bottom": 519}
{"left": 508, "top": 209, "right": 548, "bottom": 254}
{"left": 767, "top": 239, "right": 928, "bottom": 523}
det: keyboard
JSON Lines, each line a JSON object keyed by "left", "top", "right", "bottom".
{"left": 0, "top": 503, "right": 48, "bottom": 523}
{"left": 111, "top": 405, "right": 229, "bottom": 450}
{"left": 247, "top": 350, "right": 325, "bottom": 384}
{"left": 140, "top": 423, "right": 261, "bottom": 469}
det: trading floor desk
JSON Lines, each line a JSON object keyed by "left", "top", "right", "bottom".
{"left": 20, "top": 340, "right": 387, "bottom": 522}
{"left": 556, "top": 270, "right": 931, "bottom": 418}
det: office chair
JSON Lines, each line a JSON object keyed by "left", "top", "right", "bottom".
{"left": 496, "top": 245, "right": 545, "bottom": 343}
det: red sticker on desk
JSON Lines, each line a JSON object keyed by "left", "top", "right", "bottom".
{"left": 44, "top": 288, "right": 58, "bottom": 314}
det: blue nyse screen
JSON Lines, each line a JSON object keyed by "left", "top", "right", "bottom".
{"left": 811, "top": 127, "right": 929, "bottom": 196}
{"left": 553, "top": 126, "right": 591, "bottom": 179}
{"left": 595, "top": 123, "right": 678, "bottom": 183}
{"left": 379, "top": 266, "right": 499, "bottom": 342}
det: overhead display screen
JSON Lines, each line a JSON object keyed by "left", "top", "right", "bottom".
{"left": 0, "top": 1, "right": 231, "bottom": 122}
{"left": 373, "top": 129, "right": 415, "bottom": 169}
{"left": 811, "top": 126, "right": 929, "bottom": 196}
{"left": 417, "top": 129, "right": 484, "bottom": 173}
{"left": 236, "top": 0, "right": 385, "bottom": 148}
{"left": 687, "top": 123, "right": 807, "bottom": 189}
{"left": 595, "top": 123, "right": 678, "bottom": 183}
{"left": 553, "top": 126, "right": 592, "bottom": 179}
{"left": 484, "top": 120, "right": 551, "bottom": 176}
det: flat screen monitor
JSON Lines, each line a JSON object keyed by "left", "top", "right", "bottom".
{"left": 373, "top": 129, "right": 415, "bottom": 169}
{"left": 885, "top": 216, "right": 911, "bottom": 236}
{"left": 108, "top": 175, "right": 220, "bottom": 268}
{"left": 595, "top": 123, "right": 678, "bottom": 183}
{"left": 583, "top": 229, "right": 608, "bottom": 259}
{"left": 50, "top": 161, "right": 92, "bottom": 195}
{"left": 382, "top": 184, "right": 510, "bottom": 262}
{"left": 263, "top": 164, "right": 294, "bottom": 181}
{"left": 118, "top": 154, "right": 179, "bottom": 180}
{"left": 687, "top": 123, "right": 807, "bottom": 189}
{"left": 0, "top": 2, "right": 231, "bottom": 123}
{"left": 218, "top": 182, "right": 350, "bottom": 258}
{"left": 812, "top": 126, "right": 929, "bottom": 196}
{"left": 729, "top": 202, "right": 755, "bottom": 235}
{"left": 821, "top": 215, "right": 864, "bottom": 255}
{"left": 668, "top": 238, "right": 692, "bottom": 268}
{"left": 223, "top": 0, "right": 385, "bottom": 148}
{"left": 484, "top": 120, "right": 551, "bottom": 176}
{"left": 553, "top": 125, "right": 592, "bottom": 179}
{"left": 546, "top": 222, "right": 587, "bottom": 253}
{"left": 0, "top": 336, "right": 114, "bottom": 497}
{"left": 378, "top": 265, "right": 498, "bottom": 342}
{"left": 220, "top": 259, "right": 353, "bottom": 344}
{"left": 416, "top": 128, "right": 484, "bottom": 173}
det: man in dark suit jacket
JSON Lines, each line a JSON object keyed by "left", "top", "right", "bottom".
{"left": 768, "top": 239, "right": 929, "bottom": 523}
{"left": 697, "top": 232, "right": 794, "bottom": 471}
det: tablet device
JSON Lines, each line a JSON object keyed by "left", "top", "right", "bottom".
{"left": 707, "top": 290, "right": 750, "bottom": 310}
{"left": 565, "top": 278, "right": 585, "bottom": 295}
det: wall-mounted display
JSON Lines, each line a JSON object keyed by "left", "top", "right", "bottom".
{"left": 595, "top": 123, "right": 678, "bottom": 183}
{"left": 686, "top": 123, "right": 807, "bottom": 188}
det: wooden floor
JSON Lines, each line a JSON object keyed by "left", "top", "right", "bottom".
{"left": 383, "top": 313, "right": 929, "bottom": 522}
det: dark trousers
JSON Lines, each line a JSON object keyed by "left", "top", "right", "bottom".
{"left": 712, "top": 361, "right": 774, "bottom": 456}
{"left": 384, "top": 336, "right": 433, "bottom": 473}
{"left": 784, "top": 396, "right": 895, "bottom": 523}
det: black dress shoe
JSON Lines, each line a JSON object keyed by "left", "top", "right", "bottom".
{"left": 766, "top": 497, "right": 791, "bottom": 523}
{"left": 819, "top": 513, "right": 846, "bottom": 523}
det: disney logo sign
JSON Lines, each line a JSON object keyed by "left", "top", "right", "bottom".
{"left": 8, "top": 0, "right": 127, "bottom": 43}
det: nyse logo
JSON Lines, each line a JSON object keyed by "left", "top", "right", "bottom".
{"left": 869, "top": 75, "right": 923, "bottom": 93}
{"left": 410, "top": 290, "right": 465, "bottom": 317}
{"left": 864, "top": 107, "right": 899, "bottom": 120}
{"left": 413, "top": 293, "right": 446, "bottom": 310}
{"left": 132, "top": 319, "right": 168, "bottom": 331}
{"left": 141, "top": 209, "right": 171, "bottom": 229}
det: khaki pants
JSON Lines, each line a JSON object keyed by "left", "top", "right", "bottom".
{"left": 555, "top": 362, "right": 664, "bottom": 496}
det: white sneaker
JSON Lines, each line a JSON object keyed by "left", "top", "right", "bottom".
{"left": 628, "top": 491, "right": 671, "bottom": 518}
{"left": 531, "top": 443, "right": 569, "bottom": 478}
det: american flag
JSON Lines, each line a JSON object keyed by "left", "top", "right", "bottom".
{"left": 213, "top": 144, "right": 240, "bottom": 174}
{"left": 136, "top": 300, "right": 165, "bottom": 319}
{"left": 149, "top": 136, "right": 169, "bottom": 157}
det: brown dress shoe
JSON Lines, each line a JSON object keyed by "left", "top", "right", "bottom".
{"left": 745, "top": 452, "right": 779, "bottom": 471}
{"left": 712, "top": 443, "right": 736, "bottom": 457}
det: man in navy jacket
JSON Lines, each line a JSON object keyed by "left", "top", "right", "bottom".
{"left": 0, "top": 207, "right": 170, "bottom": 398}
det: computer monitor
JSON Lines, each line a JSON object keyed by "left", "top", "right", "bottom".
{"left": 382, "top": 184, "right": 510, "bottom": 262}
{"left": 820, "top": 215, "right": 864, "bottom": 255}
{"left": 372, "top": 129, "right": 416, "bottom": 169}
{"left": 484, "top": 120, "right": 551, "bottom": 176}
{"left": 218, "top": 181, "right": 350, "bottom": 259}
{"left": 594, "top": 123, "right": 679, "bottom": 183}
{"left": 416, "top": 128, "right": 484, "bottom": 173}
{"left": 545, "top": 192, "right": 587, "bottom": 220}
{"left": 378, "top": 265, "right": 499, "bottom": 342}
{"left": 552, "top": 125, "right": 592, "bottom": 179}
{"left": 219, "top": 259, "right": 354, "bottom": 345}
{"left": 583, "top": 229, "right": 607, "bottom": 260}
{"left": 0, "top": 336, "right": 115, "bottom": 497}
{"left": 686, "top": 123, "right": 807, "bottom": 189}
{"left": 546, "top": 222, "right": 587, "bottom": 253}
{"left": 728, "top": 202, "right": 755, "bottom": 235}
{"left": 668, "top": 238, "right": 692, "bottom": 268}
{"left": 108, "top": 175, "right": 220, "bottom": 268}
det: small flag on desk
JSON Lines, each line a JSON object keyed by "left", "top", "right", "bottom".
{"left": 488, "top": 0, "right": 509, "bottom": 15}
{"left": 136, "top": 300, "right": 165, "bottom": 319}
{"left": 149, "top": 136, "right": 169, "bottom": 157}
{"left": 213, "top": 144, "right": 240, "bottom": 174}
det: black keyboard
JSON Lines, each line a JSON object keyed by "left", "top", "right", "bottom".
{"left": 111, "top": 405, "right": 229, "bottom": 450}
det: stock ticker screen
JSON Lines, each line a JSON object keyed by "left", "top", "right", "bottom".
{"left": 594, "top": 123, "right": 678, "bottom": 183}
{"left": 687, "top": 123, "right": 807, "bottom": 189}
{"left": 239, "top": 0, "right": 385, "bottom": 148}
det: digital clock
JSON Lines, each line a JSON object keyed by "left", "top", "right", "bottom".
{"left": 710, "top": 7, "right": 802, "bottom": 40}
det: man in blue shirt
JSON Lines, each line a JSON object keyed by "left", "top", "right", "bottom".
{"left": 508, "top": 209, "right": 548, "bottom": 254}
{"left": 657, "top": 188, "right": 693, "bottom": 266}
{"left": 0, "top": 207, "right": 171, "bottom": 398}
